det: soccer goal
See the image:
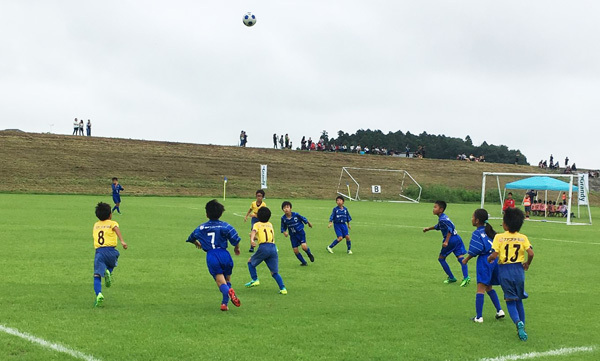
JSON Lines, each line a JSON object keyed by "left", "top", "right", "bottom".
{"left": 480, "top": 172, "right": 592, "bottom": 225}
{"left": 336, "top": 167, "right": 422, "bottom": 203}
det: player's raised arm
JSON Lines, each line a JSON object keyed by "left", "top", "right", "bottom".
{"left": 113, "top": 226, "right": 128, "bottom": 249}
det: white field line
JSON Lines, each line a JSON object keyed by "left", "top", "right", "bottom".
{"left": 0, "top": 324, "right": 101, "bottom": 361}
{"left": 479, "top": 346, "right": 595, "bottom": 361}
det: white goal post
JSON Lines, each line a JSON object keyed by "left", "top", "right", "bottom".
{"left": 480, "top": 172, "right": 592, "bottom": 226}
{"left": 336, "top": 167, "right": 422, "bottom": 203}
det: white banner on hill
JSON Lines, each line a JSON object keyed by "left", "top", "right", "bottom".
{"left": 578, "top": 173, "right": 588, "bottom": 205}
{"left": 260, "top": 165, "right": 268, "bottom": 189}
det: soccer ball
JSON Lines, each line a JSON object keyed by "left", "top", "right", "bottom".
{"left": 243, "top": 12, "right": 256, "bottom": 27}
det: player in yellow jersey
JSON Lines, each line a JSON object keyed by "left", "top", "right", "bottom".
{"left": 244, "top": 189, "right": 267, "bottom": 252}
{"left": 244, "top": 207, "right": 287, "bottom": 294}
{"left": 92, "top": 202, "right": 128, "bottom": 307}
{"left": 488, "top": 208, "right": 534, "bottom": 341}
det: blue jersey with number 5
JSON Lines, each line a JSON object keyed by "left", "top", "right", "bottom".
{"left": 186, "top": 220, "right": 241, "bottom": 252}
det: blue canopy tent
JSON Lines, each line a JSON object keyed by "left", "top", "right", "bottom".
{"left": 505, "top": 176, "right": 578, "bottom": 192}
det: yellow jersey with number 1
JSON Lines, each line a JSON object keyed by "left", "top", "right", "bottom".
{"left": 492, "top": 231, "right": 531, "bottom": 265}
{"left": 93, "top": 220, "right": 119, "bottom": 249}
{"left": 252, "top": 222, "right": 275, "bottom": 244}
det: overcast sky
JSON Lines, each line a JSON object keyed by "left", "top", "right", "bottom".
{"left": 1, "top": 1, "right": 599, "bottom": 169}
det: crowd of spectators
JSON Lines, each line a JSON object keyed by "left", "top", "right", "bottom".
{"left": 456, "top": 153, "right": 485, "bottom": 162}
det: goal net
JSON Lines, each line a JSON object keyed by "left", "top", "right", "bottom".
{"left": 336, "top": 167, "right": 422, "bottom": 203}
{"left": 480, "top": 172, "right": 592, "bottom": 225}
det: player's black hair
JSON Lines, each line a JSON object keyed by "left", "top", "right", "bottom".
{"left": 256, "top": 189, "right": 265, "bottom": 197}
{"left": 95, "top": 202, "right": 111, "bottom": 221}
{"left": 503, "top": 207, "right": 525, "bottom": 233}
{"left": 507, "top": 192, "right": 513, "bottom": 195}
{"left": 257, "top": 207, "right": 271, "bottom": 222}
{"left": 336, "top": 195, "right": 345, "bottom": 202}
{"left": 112, "top": 177, "right": 118, "bottom": 181}
{"left": 281, "top": 201, "right": 292, "bottom": 210}
{"left": 434, "top": 200, "right": 447, "bottom": 211}
{"left": 205, "top": 199, "right": 224, "bottom": 220}
{"left": 473, "top": 208, "right": 496, "bottom": 239}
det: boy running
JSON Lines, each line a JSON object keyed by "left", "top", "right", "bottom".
{"left": 280, "top": 201, "right": 315, "bottom": 266}
{"left": 327, "top": 196, "right": 353, "bottom": 254}
{"left": 186, "top": 200, "right": 242, "bottom": 311}
{"left": 423, "top": 201, "right": 470, "bottom": 286}
{"left": 244, "top": 189, "right": 267, "bottom": 252}
{"left": 111, "top": 177, "right": 124, "bottom": 214}
{"left": 92, "top": 202, "right": 128, "bottom": 307}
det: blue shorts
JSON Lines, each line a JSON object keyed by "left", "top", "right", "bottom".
{"left": 113, "top": 195, "right": 121, "bottom": 204}
{"left": 334, "top": 223, "right": 349, "bottom": 238}
{"left": 94, "top": 247, "right": 120, "bottom": 276}
{"left": 250, "top": 217, "right": 258, "bottom": 230}
{"left": 476, "top": 256, "right": 500, "bottom": 286}
{"left": 289, "top": 231, "right": 307, "bottom": 248}
{"left": 205, "top": 249, "right": 234, "bottom": 277}
{"left": 525, "top": 206, "right": 531, "bottom": 212}
{"left": 439, "top": 235, "right": 466, "bottom": 258}
{"left": 250, "top": 243, "right": 279, "bottom": 274}
{"left": 498, "top": 263, "right": 527, "bottom": 300}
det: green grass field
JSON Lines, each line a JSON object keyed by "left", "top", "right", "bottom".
{"left": 1, "top": 194, "right": 598, "bottom": 361}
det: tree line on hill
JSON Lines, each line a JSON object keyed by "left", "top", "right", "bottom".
{"left": 319, "top": 129, "right": 528, "bottom": 165}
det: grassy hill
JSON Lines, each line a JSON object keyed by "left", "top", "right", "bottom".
{"left": 1, "top": 131, "right": 597, "bottom": 204}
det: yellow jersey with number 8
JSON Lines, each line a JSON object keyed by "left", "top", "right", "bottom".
{"left": 492, "top": 231, "right": 531, "bottom": 265}
{"left": 93, "top": 220, "right": 119, "bottom": 249}
{"left": 252, "top": 222, "right": 275, "bottom": 244}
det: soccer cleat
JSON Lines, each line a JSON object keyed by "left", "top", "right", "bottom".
{"left": 443, "top": 277, "right": 457, "bottom": 284}
{"left": 495, "top": 310, "right": 506, "bottom": 319}
{"left": 460, "top": 276, "right": 471, "bottom": 287}
{"left": 326, "top": 246, "right": 334, "bottom": 254}
{"left": 471, "top": 317, "right": 483, "bottom": 323}
{"left": 347, "top": 250, "right": 353, "bottom": 255}
{"left": 517, "top": 321, "right": 528, "bottom": 341}
{"left": 228, "top": 288, "right": 241, "bottom": 307}
{"left": 308, "top": 253, "right": 315, "bottom": 262}
{"left": 220, "top": 304, "right": 229, "bottom": 311}
{"left": 300, "top": 263, "right": 308, "bottom": 266}
{"left": 279, "top": 288, "right": 288, "bottom": 295}
{"left": 249, "top": 247, "right": 254, "bottom": 253}
{"left": 245, "top": 279, "right": 260, "bottom": 288}
{"left": 94, "top": 293, "right": 104, "bottom": 308}
{"left": 104, "top": 269, "right": 112, "bottom": 288}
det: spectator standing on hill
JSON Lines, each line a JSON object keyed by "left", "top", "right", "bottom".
{"left": 79, "top": 119, "right": 84, "bottom": 135}
{"left": 273, "top": 134, "right": 277, "bottom": 149}
{"left": 285, "top": 134, "right": 289, "bottom": 148}
{"left": 549, "top": 154, "right": 554, "bottom": 166}
{"left": 515, "top": 152, "right": 520, "bottom": 165}
{"left": 243, "top": 132, "right": 248, "bottom": 147}
{"left": 405, "top": 145, "right": 410, "bottom": 157}
{"left": 301, "top": 136, "right": 307, "bottom": 150}
{"left": 73, "top": 118, "right": 79, "bottom": 135}
{"left": 279, "top": 135, "right": 284, "bottom": 149}
{"left": 307, "top": 137, "right": 313, "bottom": 149}
{"left": 86, "top": 120, "right": 92, "bottom": 136}
{"left": 564, "top": 157, "right": 569, "bottom": 167}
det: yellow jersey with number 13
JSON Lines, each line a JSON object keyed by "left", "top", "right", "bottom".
{"left": 252, "top": 222, "right": 275, "bottom": 244}
{"left": 491, "top": 231, "right": 532, "bottom": 265}
{"left": 93, "top": 220, "right": 119, "bottom": 249}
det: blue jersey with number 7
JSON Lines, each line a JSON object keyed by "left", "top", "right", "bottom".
{"left": 186, "top": 220, "right": 241, "bottom": 252}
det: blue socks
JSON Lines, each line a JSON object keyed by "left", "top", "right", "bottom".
{"left": 295, "top": 253, "right": 307, "bottom": 264}
{"left": 219, "top": 284, "right": 230, "bottom": 305}
{"left": 476, "top": 293, "right": 484, "bottom": 318}
{"left": 112, "top": 206, "right": 120, "bottom": 213}
{"left": 457, "top": 257, "right": 469, "bottom": 278}
{"left": 487, "top": 290, "right": 502, "bottom": 311}
{"left": 329, "top": 239, "right": 339, "bottom": 248}
{"left": 94, "top": 276, "right": 102, "bottom": 295}
{"left": 248, "top": 262, "right": 258, "bottom": 280}
{"left": 305, "top": 248, "right": 312, "bottom": 256}
{"left": 516, "top": 299, "right": 525, "bottom": 324}
{"left": 438, "top": 258, "right": 454, "bottom": 278}
{"left": 346, "top": 240, "right": 351, "bottom": 250}
{"left": 272, "top": 273, "right": 285, "bottom": 290}
{"left": 506, "top": 300, "right": 521, "bottom": 325}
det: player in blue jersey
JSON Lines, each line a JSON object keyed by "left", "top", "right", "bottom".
{"left": 461, "top": 209, "right": 505, "bottom": 322}
{"left": 281, "top": 201, "right": 315, "bottom": 266}
{"left": 327, "top": 196, "right": 353, "bottom": 254}
{"left": 186, "top": 199, "right": 242, "bottom": 311}
{"left": 111, "top": 177, "right": 124, "bottom": 214}
{"left": 423, "top": 201, "right": 470, "bottom": 286}
{"left": 488, "top": 208, "right": 534, "bottom": 341}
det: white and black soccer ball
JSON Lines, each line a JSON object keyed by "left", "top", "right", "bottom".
{"left": 243, "top": 12, "right": 256, "bottom": 27}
